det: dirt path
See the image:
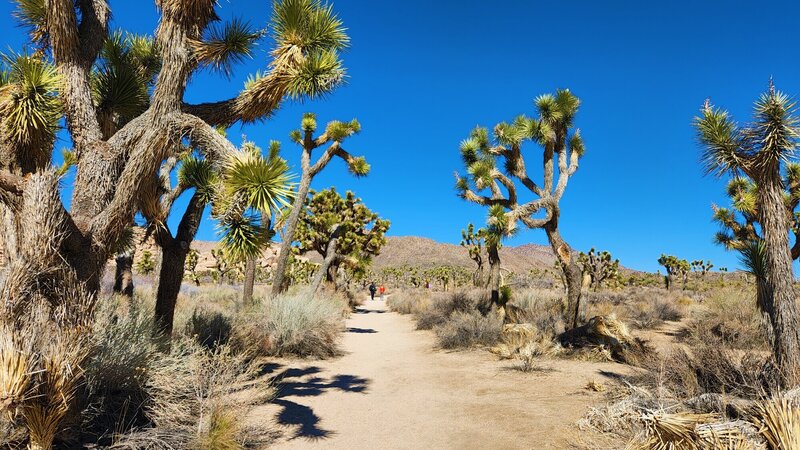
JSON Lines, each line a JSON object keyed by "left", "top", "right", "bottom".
{"left": 247, "top": 299, "right": 630, "bottom": 449}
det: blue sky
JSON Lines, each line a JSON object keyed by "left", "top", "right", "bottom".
{"left": 3, "top": 0, "right": 800, "bottom": 272}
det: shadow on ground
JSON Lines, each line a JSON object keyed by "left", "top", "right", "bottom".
{"left": 347, "top": 327, "right": 377, "bottom": 334}
{"left": 266, "top": 364, "right": 371, "bottom": 440}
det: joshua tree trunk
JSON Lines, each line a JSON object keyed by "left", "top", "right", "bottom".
{"left": 486, "top": 242, "right": 501, "bottom": 307}
{"left": 326, "top": 261, "right": 339, "bottom": 285}
{"left": 545, "top": 224, "right": 584, "bottom": 329}
{"left": 664, "top": 273, "right": 672, "bottom": 290}
{"left": 311, "top": 229, "right": 340, "bottom": 295}
{"left": 757, "top": 168, "right": 800, "bottom": 386}
{"left": 242, "top": 258, "right": 257, "bottom": 304}
{"left": 272, "top": 171, "right": 312, "bottom": 297}
{"left": 153, "top": 194, "right": 205, "bottom": 337}
{"left": 113, "top": 252, "right": 134, "bottom": 297}
{"left": 682, "top": 272, "right": 688, "bottom": 290}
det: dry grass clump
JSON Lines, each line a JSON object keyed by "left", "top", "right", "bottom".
{"left": 585, "top": 287, "right": 692, "bottom": 330}
{"left": 683, "top": 287, "right": 767, "bottom": 351}
{"left": 415, "top": 289, "right": 487, "bottom": 331}
{"left": 387, "top": 290, "right": 430, "bottom": 315}
{"left": 434, "top": 310, "right": 503, "bottom": 349}
{"left": 506, "top": 288, "right": 567, "bottom": 335}
{"left": 230, "top": 291, "right": 345, "bottom": 359}
{"left": 114, "top": 339, "right": 267, "bottom": 450}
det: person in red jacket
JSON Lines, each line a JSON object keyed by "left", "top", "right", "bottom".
{"left": 379, "top": 285, "right": 386, "bottom": 300}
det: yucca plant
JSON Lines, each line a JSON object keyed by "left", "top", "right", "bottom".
{"left": 271, "top": 113, "right": 370, "bottom": 296}
{"left": 696, "top": 82, "right": 800, "bottom": 386}
{"left": 455, "top": 89, "right": 585, "bottom": 324}
{"left": 294, "top": 188, "right": 390, "bottom": 294}
{"left": 0, "top": 0, "right": 349, "bottom": 324}
{"left": 756, "top": 396, "right": 800, "bottom": 450}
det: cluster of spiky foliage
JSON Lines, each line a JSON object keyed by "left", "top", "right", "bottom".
{"left": 454, "top": 89, "right": 586, "bottom": 328}
{"left": 285, "top": 255, "right": 319, "bottom": 286}
{"left": 460, "top": 223, "right": 486, "bottom": 287}
{"left": 135, "top": 249, "right": 156, "bottom": 275}
{"left": 657, "top": 254, "right": 690, "bottom": 290}
{"left": 0, "top": 0, "right": 350, "bottom": 327}
{"left": 184, "top": 248, "right": 200, "bottom": 286}
{"left": 272, "top": 113, "right": 371, "bottom": 295}
{"left": 696, "top": 82, "right": 800, "bottom": 386}
{"left": 690, "top": 259, "right": 714, "bottom": 278}
{"left": 578, "top": 248, "right": 621, "bottom": 291}
{"left": 293, "top": 187, "right": 389, "bottom": 292}
{"left": 422, "top": 265, "right": 472, "bottom": 292}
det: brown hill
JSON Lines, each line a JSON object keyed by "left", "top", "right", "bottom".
{"left": 370, "top": 236, "right": 558, "bottom": 273}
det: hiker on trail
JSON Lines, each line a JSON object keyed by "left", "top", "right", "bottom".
{"left": 379, "top": 285, "right": 386, "bottom": 300}
{"left": 369, "top": 282, "right": 377, "bottom": 300}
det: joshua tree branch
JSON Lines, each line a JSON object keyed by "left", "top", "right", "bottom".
{"left": 0, "top": 171, "right": 25, "bottom": 197}
{"left": 76, "top": 0, "right": 110, "bottom": 68}
{"left": 310, "top": 142, "right": 343, "bottom": 176}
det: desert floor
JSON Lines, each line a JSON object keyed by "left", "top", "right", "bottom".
{"left": 247, "top": 298, "right": 631, "bottom": 449}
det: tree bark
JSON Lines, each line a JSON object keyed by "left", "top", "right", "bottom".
{"left": 154, "top": 242, "right": 187, "bottom": 338}
{"left": 757, "top": 166, "right": 800, "bottom": 386}
{"left": 312, "top": 234, "right": 339, "bottom": 295}
{"left": 486, "top": 242, "right": 501, "bottom": 308}
{"left": 242, "top": 257, "right": 257, "bottom": 305}
{"left": 545, "top": 224, "right": 584, "bottom": 329}
{"left": 272, "top": 170, "right": 312, "bottom": 297}
{"left": 113, "top": 252, "right": 134, "bottom": 297}
{"left": 153, "top": 193, "right": 205, "bottom": 337}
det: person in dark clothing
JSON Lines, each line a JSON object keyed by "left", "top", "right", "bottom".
{"left": 369, "top": 282, "right": 377, "bottom": 300}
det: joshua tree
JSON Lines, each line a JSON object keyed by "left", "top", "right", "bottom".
{"left": 271, "top": 113, "right": 370, "bottom": 296}
{"left": 286, "top": 254, "right": 317, "bottom": 286}
{"left": 460, "top": 223, "right": 485, "bottom": 287}
{"left": 578, "top": 248, "right": 620, "bottom": 291}
{"left": 696, "top": 83, "right": 800, "bottom": 385}
{"left": 112, "top": 226, "right": 139, "bottom": 297}
{"left": 146, "top": 140, "right": 292, "bottom": 335}
{"left": 712, "top": 167, "right": 800, "bottom": 260}
{"left": 455, "top": 89, "right": 586, "bottom": 327}
{"left": 184, "top": 248, "right": 200, "bottom": 286}
{"left": 690, "top": 259, "right": 714, "bottom": 278}
{"left": 294, "top": 188, "right": 390, "bottom": 290}
{"left": 657, "top": 254, "right": 689, "bottom": 290}
{"left": 719, "top": 266, "right": 728, "bottom": 282}
{"left": 0, "top": 0, "right": 350, "bottom": 316}
{"left": 135, "top": 250, "right": 156, "bottom": 276}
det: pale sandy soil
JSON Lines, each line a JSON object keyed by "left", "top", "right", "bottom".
{"left": 246, "top": 299, "right": 633, "bottom": 449}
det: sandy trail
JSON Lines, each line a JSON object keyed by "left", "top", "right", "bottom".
{"left": 248, "top": 299, "right": 629, "bottom": 449}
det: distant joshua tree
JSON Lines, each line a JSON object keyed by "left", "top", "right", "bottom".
{"left": 691, "top": 260, "right": 714, "bottom": 278}
{"left": 135, "top": 250, "right": 156, "bottom": 276}
{"left": 456, "top": 89, "right": 586, "bottom": 327}
{"left": 696, "top": 82, "right": 800, "bottom": 386}
{"left": 460, "top": 223, "right": 485, "bottom": 287}
{"left": 578, "top": 248, "right": 620, "bottom": 291}
{"left": 657, "top": 254, "right": 690, "bottom": 290}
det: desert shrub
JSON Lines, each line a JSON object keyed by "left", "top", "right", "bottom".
{"left": 507, "top": 288, "right": 566, "bottom": 336}
{"left": 82, "top": 299, "right": 161, "bottom": 438}
{"left": 584, "top": 287, "right": 691, "bottom": 329}
{"left": 187, "top": 309, "right": 234, "bottom": 350}
{"left": 434, "top": 311, "right": 502, "bottom": 349}
{"left": 415, "top": 289, "right": 486, "bottom": 330}
{"left": 636, "top": 342, "right": 775, "bottom": 402}
{"left": 231, "top": 291, "right": 344, "bottom": 358}
{"left": 387, "top": 290, "right": 430, "bottom": 315}
{"left": 114, "top": 339, "right": 266, "bottom": 449}
{"left": 684, "top": 288, "right": 767, "bottom": 351}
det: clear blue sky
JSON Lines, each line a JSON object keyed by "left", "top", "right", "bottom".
{"left": 3, "top": 0, "right": 800, "bottom": 273}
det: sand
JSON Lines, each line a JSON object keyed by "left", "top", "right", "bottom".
{"left": 247, "top": 299, "right": 630, "bottom": 449}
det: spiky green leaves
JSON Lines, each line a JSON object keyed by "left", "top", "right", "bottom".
{"left": 294, "top": 188, "right": 390, "bottom": 267}
{"left": 222, "top": 149, "right": 295, "bottom": 215}
{"left": 93, "top": 32, "right": 160, "bottom": 129}
{"left": 12, "top": 0, "right": 47, "bottom": 46}
{"left": 739, "top": 240, "right": 767, "bottom": 280}
{"left": 301, "top": 112, "right": 317, "bottom": 132}
{"left": 285, "top": 48, "right": 345, "bottom": 99}
{"left": 347, "top": 156, "right": 370, "bottom": 177}
{"left": 271, "top": 0, "right": 349, "bottom": 52}
{"left": 192, "top": 18, "right": 263, "bottom": 78}
{"left": 178, "top": 156, "right": 218, "bottom": 204}
{"left": 753, "top": 87, "right": 799, "bottom": 165}
{"left": 0, "top": 53, "right": 61, "bottom": 147}
{"left": 325, "top": 119, "right": 360, "bottom": 141}
{"left": 218, "top": 215, "right": 272, "bottom": 262}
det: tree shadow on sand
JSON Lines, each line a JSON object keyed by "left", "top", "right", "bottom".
{"left": 270, "top": 366, "right": 371, "bottom": 440}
